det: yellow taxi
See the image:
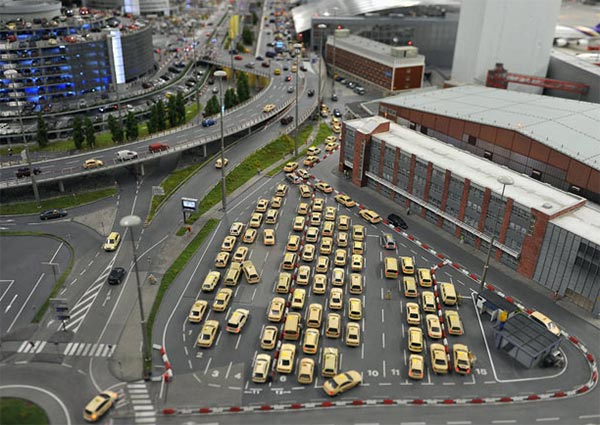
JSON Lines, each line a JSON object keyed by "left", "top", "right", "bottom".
{"left": 332, "top": 123, "right": 341, "bottom": 133}
{"left": 312, "top": 274, "right": 327, "bottom": 294}
{"left": 422, "top": 291, "right": 436, "bottom": 313}
{"left": 287, "top": 234, "right": 301, "bottom": 251}
{"left": 233, "top": 246, "right": 249, "bottom": 263}
{"left": 221, "top": 235, "right": 237, "bottom": 252}
{"left": 302, "top": 328, "right": 320, "bottom": 354}
{"left": 307, "top": 146, "right": 321, "bottom": 156}
{"left": 336, "top": 232, "right": 349, "bottom": 247}
{"left": 351, "top": 254, "right": 363, "bottom": 272}
{"left": 252, "top": 354, "right": 271, "bottom": 383}
{"left": 325, "top": 141, "right": 339, "bottom": 152}
{"left": 255, "top": 198, "right": 269, "bottom": 212}
{"left": 322, "top": 370, "right": 361, "bottom": 396}
{"left": 212, "top": 288, "right": 233, "bottom": 312}
{"left": 263, "top": 229, "right": 276, "bottom": 245}
{"left": 329, "top": 288, "right": 343, "bottom": 310}
{"left": 297, "top": 265, "right": 311, "bottom": 285}
{"left": 83, "top": 159, "right": 104, "bottom": 169}
{"left": 352, "top": 225, "right": 365, "bottom": 241}
{"left": 263, "top": 103, "right": 276, "bottom": 112}
{"left": 201, "top": 271, "right": 221, "bottom": 292}
{"left": 310, "top": 212, "right": 322, "bottom": 226}
{"left": 197, "top": 320, "right": 220, "bottom": 348}
{"left": 320, "top": 237, "right": 333, "bottom": 255}
{"left": 313, "top": 198, "right": 325, "bottom": 211}
{"left": 268, "top": 296, "right": 286, "bottom": 321}
{"left": 293, "top": 216, "right": 305, "bottom": 231}
{"left": 335, "top": 194, "right": 356, "bottom": 207}
{"left": 277, "top": 343, "right": 296, "bottom": 373}
{"left": 229, "top": 222, "right": 245, "bottom": 236}
{"left": 297, "top": 202, "right": 309, "bottom": 215}
{"left": 83, "top": 391, "right": 119, "bottom": 422}
{"left": 348, "top": 297, "right": 362, "bottom": 320}
{"left": 296, "top": 168, "right": 310, "bottom": 179}
{"left": 408, "top": 354, "right": 424, "bottom": 380}
{"left": 215, "top": 157, "right": 229, "bottom": 168}
{"left": 306, "top": 226, "right": 319, "bottom": 242}
{"left": 249, "top": 212, "right": 263, "bottom": 228}
{"left": 283, "top": 161, "right": 298, "bottom": 172}
{"left": 426, "top": 314, "right": 442, "bottom": 339}
{"left": 271, "top": 196, "right": 283, "bottom": 208}
{"left": 406, "top": 302, "right": 421, "bottom": 325}
{"left": 225, "top": 308, "right": 250, "bottom": 333}
{"left": 430, "top": 343, "right": 449, "bottom": 374}
{"left": 261, "top": 325, "right": 278, "bottom": 350}
{"left": 453, "top": 344, "right": 473, "bottom": 375}
{"left": 334, "top": 249, "right": 347, "bottom": 266}
{"left": 325, "top": 313, "right": 341, "bottom": 338}
{"left": 242, "top": 228, "right": 257, "bottom": 244}
{"left": 316, "top": 256, "right": 330, "bottom": 273}
{"left": 297, "top": 358, "right": 315, "bottom": 384}
{"left": 332, "top": 267, "right": 345, "bottom": 286}
{"left": 338, "top": 215, "right": 351, "bottom": 230}
{"left": 303, "top": 155, "right": 319, "bottom": 166}
{"left": 316, "top": 181, "right": 333, "bottom": 193}
{"left": 103, "top": 232, "right": 121, "bottom": 251}
{"left": 291, "top": 288, "right": 306, "bottom": 309}
{"left": 445, "top": 310, "right": 464, "bottom": 335}
{"left": 188, "top": 300, "right": 208, "bottom": 323}
{"left": 345, "top": 322, "right": 360, "bottom": 347}
{"left": 324, "top": 206, "right": 336, "bottom": 221}
{"left": 358, "top": 209, "right": 382, "bottom": 224}
{"left": 214, "top": 251, "right": 230, "bottom": 268}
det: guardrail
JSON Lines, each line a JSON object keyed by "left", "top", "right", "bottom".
{"left": 1, "top": 70, "right": 314, "bottom": 190}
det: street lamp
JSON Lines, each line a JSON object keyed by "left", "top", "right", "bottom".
{"left": 331, "top": 7, "right": 338, "bottom": 99}
{"left": 317, "top": 24, "right": 327, "bottom": 120}
{"left": 214, "top": 70, "right": 228, "bottom": 211}
{"left": 478, "top": 175, "right": 514, "bottom": 293}
{"left": 4, "top": 69, "right": 40, "bottom": 208}
{"left": 119, "top": 215, "right": 151, "bottom": 379}
{"left": 293, "top": 43, "right": 302, "bottom": 157}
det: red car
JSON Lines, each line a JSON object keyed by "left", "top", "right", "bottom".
{"left": 234, "top": 55, "right": 243, "bottom": 60}
{"left": 262, "top": 61, "right": 270, "bottom": 68}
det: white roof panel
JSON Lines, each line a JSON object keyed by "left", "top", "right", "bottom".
{"left": 381, "top": 85, "right": 600, "bottom": 171}
{"left": 550, "top": 204, "right": 600, "bottom": 246}
{"left": 346, "top": 117, "right": 585, "bottom": 214}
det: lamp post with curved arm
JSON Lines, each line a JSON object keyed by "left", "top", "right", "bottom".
{"left": 214, "top": 70, "right": 228, "bottom": 212}
{"left": 293, "top": 43, "right": 301, "bottom": 157}
{"left": 4, "top": 69, "right": 40, "bottom": 208}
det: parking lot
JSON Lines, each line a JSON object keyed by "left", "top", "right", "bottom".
{"left": 160, "top": 151, "right": 589, "bottom": 407}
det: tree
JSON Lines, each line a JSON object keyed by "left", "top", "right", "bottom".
{"left": 83, "top": 117, "right": 95, "bottom": 149}
{"left": 205, "top": 95, "right": 220, "bottom": 116}
{"left": 176, "top": 92, "right": 186, "bottom": 125}
{"left": 251, "top": 12, "right": 258, "bottom": 25}
{"left": 72, "top": 117, "right": 84, "bottom": 150}
{"left": 242, "top": 27, "right": 254, "bottom": 45}
{"left": 36, "top": 113, "right": 48, "bottom": 148}
{"left": 167, "top": 95, "right": 178, "bottom": 128}
{"left": 236, "top": 72, "right": 250, "bottom": 103}
{"left": 125, "top": 112, "right": 138, "bottom": 141}
{"left": 107, "top": 114, "right": 123, "bottom": 143}
{"left": 224, "top": 88, "right": 237, "bottom": 109}
{"left": 156, "top": 100, "right": 167, "bottom": 131}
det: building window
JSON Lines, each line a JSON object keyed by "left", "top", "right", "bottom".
{"left": 468, "top": 135, "right": 476, "bottom": 146}
{"left": 484, "top": 150, "right": 493, "bottom": 160}
{"left": 409, "top": 123, "right": 416, "bottom": 130}
{"left": 420, "top": 126, "right": 428, "bottom": 135}
{"left": 531, "top": 169, "right": 542, "bottom": 181}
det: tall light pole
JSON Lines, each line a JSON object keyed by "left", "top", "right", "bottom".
{"left": 293, "top": 43, "right": 301, "bottom": 157}
{"left": 317, "top": 23, "right": 327, "bottom": 119}
{"left": 5, "top": 69, "right": 40, "bottom": 208}
{"left": 330, "top": 7, "right": 338, "bottom": 99}
{"left": 119, "top": 215, "right": 151, "bottom": 379}
{"left": 214, "top": 70, "right": 228, "bottom": 211}
{"left": 479, "top": 175, "right": 514, "bottom": 293}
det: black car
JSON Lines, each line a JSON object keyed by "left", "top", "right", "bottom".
{"left": 331, "top": 93, "right": 338, "bottom": 102}
{"left": 280, "top": 116, "right": 293, "bottom": 125}
{"left": 387, "top": 213, "right": 408, "bottom": 230}
{"left": 333, "top": 108, "right": 342, "bottom": 118}
{"left": 307, "top": 89, "right": 315, "bottom": 97}
{"left": 107, "top": 267, "right": 126, "bottom": 285}
{"left": 39, "top": 209, "right": 67, "bottom": 220}
{"left": 255, "top": 55, "right": 264, "bottom": 61}
{"left": 15, "top": 167, "right": 42, "bottom": 178}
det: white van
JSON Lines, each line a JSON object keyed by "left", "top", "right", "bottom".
{"left": 116, "top": 150, "right": 138, "bottom": 161}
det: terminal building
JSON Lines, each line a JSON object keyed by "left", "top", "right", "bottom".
{"left": 324, "top": 30, "right": 425, "bottom": 94}
{"left": 0, "top": 4, "right": 155, "bottom": 115}
{"left": 339, "top": 115, "right": 600, "bottom": 315}
{"left": 377, "top": 86, "right": 600, "bottom": 203}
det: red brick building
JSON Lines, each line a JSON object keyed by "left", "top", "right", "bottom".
{"left": 340, "top": 116, "right": 600, "bottom": 314}
{"left": 325, "top": 30, "right": 424, "bottom": 93}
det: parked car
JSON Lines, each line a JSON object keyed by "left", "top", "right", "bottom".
{"left": 387, "top": 213, "right": 408, "bottom": 229}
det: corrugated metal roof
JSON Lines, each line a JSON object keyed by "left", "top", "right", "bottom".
{"left": 381, "top": 85, "right": 600, "bottom": 171}
{"left": 291, "top": 0, "right": 461, "bottom": 34}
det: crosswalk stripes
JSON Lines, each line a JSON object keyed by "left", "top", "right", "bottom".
{"left": 126, "top": 381, "right": 155, "bottom": 424}
{"left": 15, "top": 340, "right": 117, "bottom": 357}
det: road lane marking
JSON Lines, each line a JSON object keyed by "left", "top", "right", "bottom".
{"left": 4, "top": 294, "right": 18, "bottom": 313}
{"left": 7, "top": 273, "right": 45, "bottom": 333}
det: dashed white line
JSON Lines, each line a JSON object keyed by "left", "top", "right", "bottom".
{"left": 579, "top": 415, "right": 600, "bottom": 419}
{"left": 492, "top": 421, "right": 516, "bottom": 424}
{"left": 381, "top": 333, "right": 385, "bottom": 349}
{"left": 381, "top": 309, "right": 384, "bottom": 323}
{"left": 536, "top": 419, "right": 559, "bottom": 422}
{"left": 447, "top": 422, "right": 471, "bottom": 425}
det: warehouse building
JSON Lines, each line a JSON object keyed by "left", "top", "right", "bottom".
{"left": 340, "top": 115, "right": 600, "bottom": 315}
{"left": 378, "top": 86, "right": 600, "bottom": 203}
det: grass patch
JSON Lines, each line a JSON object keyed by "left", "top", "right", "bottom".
{"left": 176, "top": 135, "right": 295, "bottom": 235}
{"left": 147, "top": 219, "right": 218, "bottom": 345}
{"left": 314, "top": 122, "right": 333, "bottom": 146}
{"left": 0, "top": 187, "right": 116, "bottom": 216}
{"left": 147, "top": 161, "right": 206, "bottom": 222}
{"left": 0, "top": 398, "right": 49, "bottom": 425}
